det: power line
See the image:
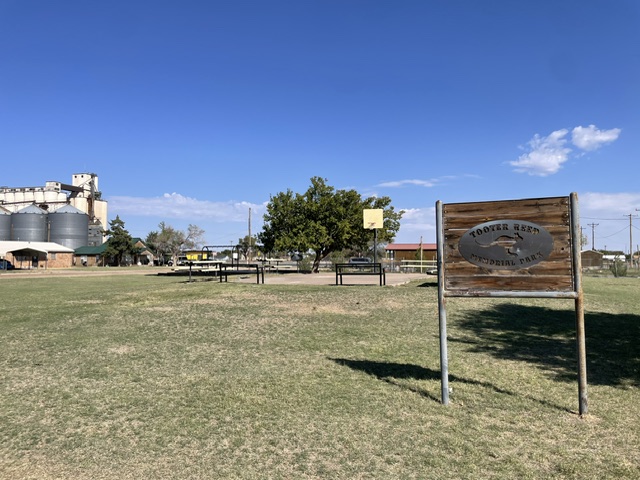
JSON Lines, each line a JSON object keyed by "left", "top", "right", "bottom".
{"left": 581, "top": 217, "right": 628, "bottom": 221}
{"left": 599, "top": 226, "right": 630, "bottom": 239}
{"left": 624, "top": 212, "right": 639, "bottom": 264}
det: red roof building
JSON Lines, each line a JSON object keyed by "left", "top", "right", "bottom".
{"left": 385, "top": 243, "right": 437, "bottom": 262}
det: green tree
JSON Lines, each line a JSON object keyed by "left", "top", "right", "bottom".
{"left": 146, "top": 223, "right": 206, "bottom": 265}
{"left": 260, "top": 177, "right": 403, "bottom": 272}
{"left": 152, "top": 222, "right": 184, "bottom": 265}
{"left": 144, "top": 230, "right": 161, "bottom": 264}
{"left": 104, "top": 216, "right": 136, "bottom": 266}
{"left": 183, "top": 224, "right": 206, "bottom": 250}
{"left": 350, "top": 195, "right": 402, "bottom": 253}
{"left": 237, "top": 234, "right": 259, "bottom": 261}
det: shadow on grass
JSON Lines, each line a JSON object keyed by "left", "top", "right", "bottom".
{"left": 454, "top": 304, "right": 640, "bottom": 388}
{"left": 328, "top": 357, "right": 571, "bottom": 412}
{"left": 329, "top": 358, "right": 440, "bottom": 402}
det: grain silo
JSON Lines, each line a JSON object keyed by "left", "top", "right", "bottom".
{"left": 49, "top": 204, "right": 89, "bottom": 249}
{"left": 88, "top": 219, "right": 104, "bottom": 247}
{"left": 0, "top": 206, "right": 11, "bottom": 240}
{"left": 11, "top": 204, "right": 48, "bottom": 242}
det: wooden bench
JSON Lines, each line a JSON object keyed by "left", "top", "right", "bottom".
{"left": 335, "top": 263, "right": 386, "bottom": 286}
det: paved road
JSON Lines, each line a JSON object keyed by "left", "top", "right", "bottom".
{"left": 239, "top": 271, "right": 435, "bottom": 286}
{"left": 0, "top": 266, "right": 169, "bottom": 279}
{"left": 0, "top": 267, "right": 436, "bottom": 287}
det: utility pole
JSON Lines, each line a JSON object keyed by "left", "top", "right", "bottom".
{"left": 625, "top": 213, "right": 638, "bottom": 267}
{"left": 635, "top": 209, "right": 640, "bottom": 268}
{"left": 248, "top": 207, "right": 252, "bottom": 263}
{"left": 587, "top": 223, "right": 598, "bottom": 251}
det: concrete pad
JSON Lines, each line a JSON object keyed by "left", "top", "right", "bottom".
{"left": 235, "top": 271, "right": 435, "bottom": 286}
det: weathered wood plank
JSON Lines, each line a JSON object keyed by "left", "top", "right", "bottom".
{"left": 445, "top": 274, "right": 575, "bottom": 292}
{"left": 444, "top": 249, "right": 573, "bottom": 264}
{"left": 443, "top": 196, "right": 569, "bottom": 215}
{"left": 443, "top": 261, "right": 573, "bottom": 276}
{"left": 441, "top": 195, "right": 576, "bottom": 294}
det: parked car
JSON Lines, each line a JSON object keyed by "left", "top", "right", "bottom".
{"left": 0, "top": 260, "right": 15, "bottom": 270}
{"left": 348, "top": 257, "right": 372, "bottom": 264}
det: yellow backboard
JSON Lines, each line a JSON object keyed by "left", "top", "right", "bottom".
{"left": 363, "top": 209, "right": 383, "bottom": 229}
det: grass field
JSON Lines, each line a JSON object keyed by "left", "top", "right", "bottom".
{"left": 1, "top": 273, "right": 638, "bottom": 479}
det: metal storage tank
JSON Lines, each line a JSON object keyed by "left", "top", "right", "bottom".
{"left": 49, "top": 204, "right": 89, "bottom": 249}
{"left": 0, "top": 207, "right": 11, "bottom": 240}
{"left": 11, "top": 204, "right": 48, "bottom": 242}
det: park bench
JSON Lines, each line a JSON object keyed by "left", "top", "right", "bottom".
{"left": 260, "top": 258, "right": 298, "bottom": 273}
{"left": 165, "top": 263, "right": 264, "bottom": 284}
{"left": 335, "top": 263, "right": 386, "bottom": 286}
{"left": 218, "top": 263, "right": 264, "bottom": 284}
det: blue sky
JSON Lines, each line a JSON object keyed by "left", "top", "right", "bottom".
{"left": 1, "top": 0, "right": 639, "bottom": 252}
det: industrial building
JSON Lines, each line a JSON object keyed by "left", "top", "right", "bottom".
{"left": 0, "top": 173, "right": 107, "bottom": 248}
{"left": 0, "top": 173, "right": 108, "bottom": 269}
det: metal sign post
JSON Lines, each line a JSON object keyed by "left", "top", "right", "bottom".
{"left": 435, "top": 209, "right": 449, "bottom": 405}
{"left": 571, "top": 194, "right": 588, "bottom": 415}
{"left": 436, "top": 193, "right": 587, "bottom": 415}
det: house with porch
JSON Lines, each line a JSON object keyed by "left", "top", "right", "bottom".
{"left": 0, "top": 241, "right": 75, "bottom": 269}
{"left": 74, "top": 238, "right": 154, "bottom": 266}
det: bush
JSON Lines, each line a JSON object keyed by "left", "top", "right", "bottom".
{"left": 329, "top": 252, "right": 347, "bottom": 268}
{"left": 610, "top": 259, "right": 627, "bottom": 277}
{"left": 298, "top": 256, "right": 313, "bottom": 273}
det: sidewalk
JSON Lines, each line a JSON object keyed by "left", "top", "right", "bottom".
{"left": 237, "top": 271, "right": 435, "bottom": 286}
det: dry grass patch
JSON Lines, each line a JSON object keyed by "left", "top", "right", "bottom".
{"left": 0, "top": 274, "right": 638, "bottom": 479}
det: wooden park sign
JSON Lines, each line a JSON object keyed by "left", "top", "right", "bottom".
{"left": 436, "top": 194, "right": 588, "bottom": 415}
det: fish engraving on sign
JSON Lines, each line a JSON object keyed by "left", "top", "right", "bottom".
{"left": 458, "top": 220, "right": 554, "bottom": 270}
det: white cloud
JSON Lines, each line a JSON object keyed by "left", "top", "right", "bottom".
{"left": 400, "top": 207, "right": 431, "bottom": 221}
{"left": 378, "top": 179, "right": 437, "bottom": 188}
{"left": 377, "top": 175, "right": 478, "bottom": 189}
{"left": 511, "top": 125, "right": 621, "bottom": 176}
{"left": 394, "top": 207, "right": 437, "bottom": 242}
{"left": 572, "top": 125, "right": 621, "bottom": 151}
{"left": 510, "top": 129, "right": 571, "bottom": 176}
{"left": 580, "top": 192, "right": 640, "bottom": 215}
{"left": 108, "top": 193, "right": 265, "bottom": 223}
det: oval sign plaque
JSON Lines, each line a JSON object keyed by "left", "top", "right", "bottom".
{"left": 458, "top": 219, "right": 554, "bottom": 270}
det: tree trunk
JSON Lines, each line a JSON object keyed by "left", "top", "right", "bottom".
{"left": 312, "top": 250, "right": 328, "bottom": 273}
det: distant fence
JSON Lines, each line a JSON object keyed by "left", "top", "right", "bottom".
{"left": 396, "top": 260, "right": 437, "bottom": 273}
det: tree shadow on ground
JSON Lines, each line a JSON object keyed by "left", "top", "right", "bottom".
{"left": 453, "top": 304, "right": 640, "bottom": 388}
{"left": 328, "top": 357, "right": 571, "bottom": 412}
